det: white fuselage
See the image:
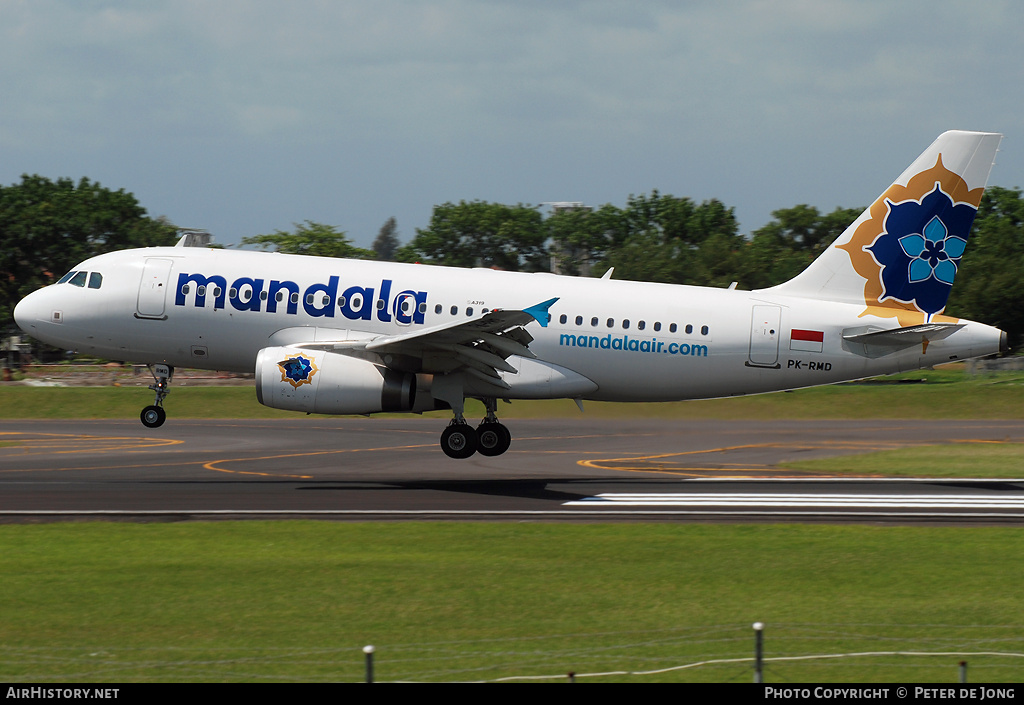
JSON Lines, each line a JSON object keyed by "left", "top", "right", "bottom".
{"left": 14, "top": 246, "right": 1004, "bottom": 403}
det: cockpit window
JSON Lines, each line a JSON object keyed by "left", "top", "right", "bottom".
{"left": 60, "top": 270, "right": 103, "bottom": 288}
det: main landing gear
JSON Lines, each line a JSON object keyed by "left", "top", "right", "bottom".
{"left": 439, "top": 398, "right": 512, "bottom": 459}
{"left": 140, "top": 364, "right": 173, "bottom": 429}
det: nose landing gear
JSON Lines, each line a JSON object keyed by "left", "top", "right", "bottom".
{"left": 140, "top": 364, "right": 173, "bottom": 428}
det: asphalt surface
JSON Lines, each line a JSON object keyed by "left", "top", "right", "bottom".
{"left": 2, "top": 417, "right": 1023, "bottom": 523}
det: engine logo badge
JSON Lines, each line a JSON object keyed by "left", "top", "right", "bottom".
{"left": 278, "top": 354, "right": 318, "bottom": 389}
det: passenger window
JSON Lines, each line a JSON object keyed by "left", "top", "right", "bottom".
{"left": 701, "top": 325, "right": 709, "bottom": 335}
{"left": 69, "top": 271, "right": 88, "bottom": 287}
{"left": 591, "top": 317, "right": 598, "bottom": 327}
{"left": 670, "top": 323, "right": 678, "bottom": 333}
{"left": 376, "top": 299, "right": 385, "bottom": 310}
{"left": 606, "top": 318, "right": 614, "bottom": 328}
{"left": 419, "top": 302, "right": 427, "bottom": 314}
{"left": 260, "top": 291, "right": 268, "bottom": 301}
{"left": 337, "top": 296, "right": 346, "bottom": 307}
{"left": 323, "top": 296, "right": 331, "bottom": 306}
{"left": 181, "top": 284, "right": 190, "bottom": 295}
{"left": 435, "top": 304, "right": 442, "bottom": 314}
{"left": 559, "top": 314, "right": 567, "bottom": 324}
{"left": 451, "top": 305, "right": 458, "bottom": 315}
{"left": 653, "top": 322, "right": 661, "bottom": 332}
{"left": 637, "top": 321, "right": 646, "bottom": 331}
{"left": 622, "top": 319, "right": 630, "bottom": 330}
{"left": 214, "top": 287, "right": 222, "bottom": 298}
{"left": 305, "top": 294, "right": 314, "bottom": 305}
{"left": 277, "top": 292, "right": 285, "bottom": 302}
{"left": 466, "top": 307, "right": 474, "bottom": 316}
{"left": 685, "top": 324, "right": 693, "bottom": 334}
{"left": 575, "top": 315, "right": 583, "bottom": 326}
{"left": 290, "top": 292, "right": 299, "bottom": 304}
{"left": 88, "top": 272, "right": 103, "bottom": 289}
{"left": 197, "top": 285, "right": 207, "bottom": 297}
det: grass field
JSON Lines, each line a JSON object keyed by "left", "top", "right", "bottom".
{"left": 783, "top": 443, "right": 1024, "bottom": 477}
{"left": 2, "top": 366, "right": 1023, "bottom": 682}
{"left": 2, "top": 522, "right": 1022, "bottom": 683}
{"left": 4, "top": 366, "right": 1024, "bottom": 420}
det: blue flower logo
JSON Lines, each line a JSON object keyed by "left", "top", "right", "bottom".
{"left": 898, "top": 216, "right": 966, "bottom": 286}
{"left": 865, "top": 182, "right": 978, "bottom": 319}
{"left": 278, "top": 354, "right": 318, "bottom": 388}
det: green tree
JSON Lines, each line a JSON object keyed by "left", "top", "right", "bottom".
{"left": 546, "top": 203, "right": 622, "bottom": 276}
{"left": 0, "top": 174, "right": 176, "bottom": 326}
{"left": 242, "top": 221, "right": 375, "bottom": 259}
{"left": 603, "top": 229, "right": 688, "bottom": 284}
{"left": 372, "top": 217, "right": 401, "bottom": 261}
{"left": 399, "top": 201, "right": 548, "bottom": 271}
{"left": 946, "top": 186, "right": 1024, "bottom": 349}
{"left": 741, "top": 205, "right": 861, "bottom": 288}
{"left": 590, "top": 193, "right": 743, "bottom": 285}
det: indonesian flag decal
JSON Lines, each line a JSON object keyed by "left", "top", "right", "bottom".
{"left": 790, "top": 329, "right": 824, "bottom": 353}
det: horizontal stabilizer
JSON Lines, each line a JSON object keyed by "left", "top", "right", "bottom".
{"left": 843, "top": 323, "right": 963, "bottom": 347}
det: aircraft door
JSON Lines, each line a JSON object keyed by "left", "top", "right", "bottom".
{"left": 747, "top": 305, "right": 781, "bottom": 368}
{"left": 137, "top": 258, "right": 173, "bottom": 319}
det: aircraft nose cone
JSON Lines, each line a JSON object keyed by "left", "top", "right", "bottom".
{"left": 14, "top": 289, "right": 50, "bottom": 334}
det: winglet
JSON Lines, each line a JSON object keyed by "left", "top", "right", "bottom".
{"left": 522, "top": 297, "right": 559, "bottom": 328}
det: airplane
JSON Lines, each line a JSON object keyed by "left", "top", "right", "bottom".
{"left": 13, "top": 130, "right": 1007, "bottom": 459}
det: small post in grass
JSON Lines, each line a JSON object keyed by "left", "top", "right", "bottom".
{"left": 753, "top": 622, "right": 765, "bottom": 683}
{"left": 364, "top": 644, "right": 375, "bottom": 683}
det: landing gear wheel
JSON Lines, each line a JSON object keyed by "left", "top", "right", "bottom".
{"left": 141, "top": 405, "right": 166, "bottom": 429}
{"left": 476, "top": 421, "right": 511, "bottom": 457}
{"left": 440, "top": 424, "right": 478, "bottom": 459}
{"left": 140, "top": 364, "right": 174, "bottom": 428}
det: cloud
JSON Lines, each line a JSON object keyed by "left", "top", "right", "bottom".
{"left": 0, "top": 0, "right": 1021, "bottom": 245}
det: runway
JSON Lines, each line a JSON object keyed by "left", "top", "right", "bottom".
{"left": 1, "top": 417, "right": 1023, "bottom": 523}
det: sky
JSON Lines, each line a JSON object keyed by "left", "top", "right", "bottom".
{"left": 2, "top": 0, "right": 1022, "bottom": 250}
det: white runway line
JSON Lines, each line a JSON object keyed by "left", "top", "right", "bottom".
{"left": 565, "top": 493, "right": 1024, "bottom": 510}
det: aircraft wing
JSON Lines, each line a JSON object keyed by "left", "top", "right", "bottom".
{"left": 293, "top": 297, "right": 559, "bottom": 388}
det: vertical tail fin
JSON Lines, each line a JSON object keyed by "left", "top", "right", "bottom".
{"left": 763, "top": 131, "right": 1002, "bottom": 324}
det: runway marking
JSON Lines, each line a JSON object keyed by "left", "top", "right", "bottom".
{"left": 198, "top": 432, "right": 645, "bottom": 476}
{"left": 0, "top": 432, "right": 183, "bottom": 455}
{"left": 565, "top": 493, "right": 1024, "bottom": 510}
{"left": 201, "top": 443, "right": 435, "bottom": 478}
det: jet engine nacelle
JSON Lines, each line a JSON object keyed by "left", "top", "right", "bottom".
{"left": 255, "top": 346, "right": 416, "bottom": 415}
